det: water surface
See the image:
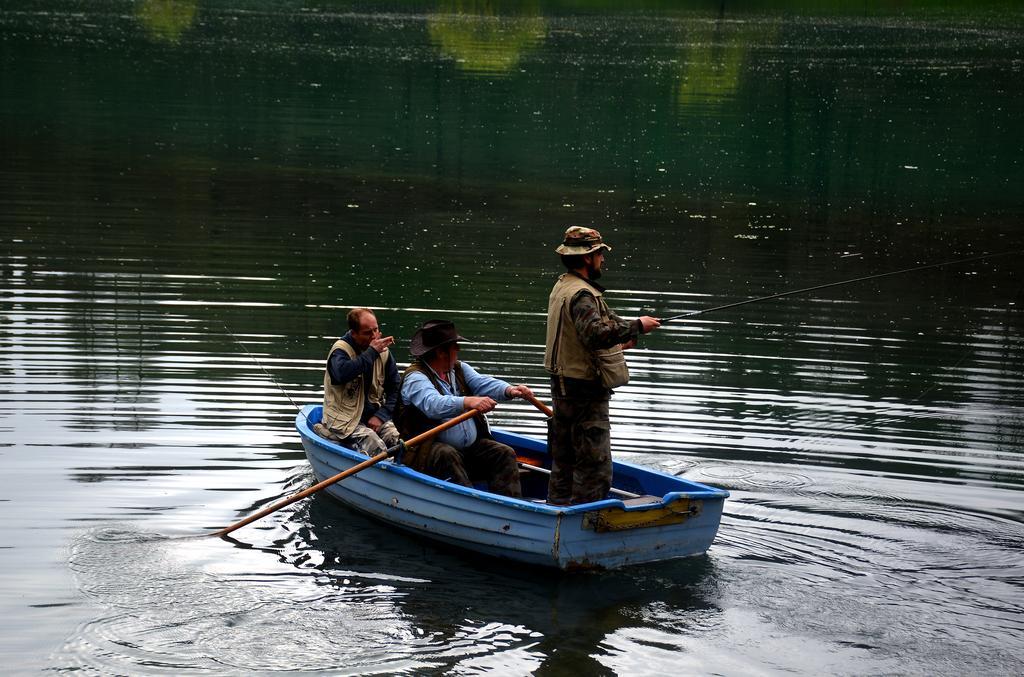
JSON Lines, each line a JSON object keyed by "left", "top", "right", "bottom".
{"left": 2, "top": 1, "right": 1023, "bottom": 674}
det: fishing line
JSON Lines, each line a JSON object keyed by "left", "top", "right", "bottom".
{"left": 190, "top": 321, "right": 316, "bottom": 540}
{"left": 660, "top": 250, "right": 1022, "bottom": 323}
{"left": 219, "top": 321, "right": 308, "bottom": 419}
{"left": 870, "top": 281, "right": 1021, "bottom": 410}
{"left": 783, "top": 282, "right": 1022, "bottom": 445}
{"left": 653, "top": 253, "right": 1020, "bottom": 457}
{"left": 129, "top": 324, "right": 307, "bottom": 543}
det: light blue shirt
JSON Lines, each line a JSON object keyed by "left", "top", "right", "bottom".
{"left": 400, "top": 361, "right": 511, "bottom": 450}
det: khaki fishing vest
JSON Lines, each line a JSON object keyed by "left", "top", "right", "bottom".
{"left": 544, "top": 273, "right": 629, "bottom": 387}
{"left": 321, "top": 339, "right": 389, "bottom": 437}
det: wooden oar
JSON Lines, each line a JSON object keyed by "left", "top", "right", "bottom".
{"left": 522, "top": 392, "right": 553, "bottom": 418}
{"left": 210, "top": 409, "right": 480, "bottom": 537}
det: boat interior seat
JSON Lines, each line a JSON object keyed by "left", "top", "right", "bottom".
{"left": 621, "top": 495, "right": 662, "bottom": 506}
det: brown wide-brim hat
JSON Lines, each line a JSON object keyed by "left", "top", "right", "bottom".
{"left": 555, "top": 226, "right": 613, "bottom": 255}
{"left": 409, "top": 319, "right": 468, "bottom": 357}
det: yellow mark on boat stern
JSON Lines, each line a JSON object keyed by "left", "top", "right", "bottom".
{"left": 582, "top": 498, "right": 701, "bottom": 532}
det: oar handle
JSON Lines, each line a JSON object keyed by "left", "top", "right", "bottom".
{"left": 210, "top": 408, "right": 480, "bottom": 537}
{"left": 523, "top": 392, "right": 553, "bottom": 418}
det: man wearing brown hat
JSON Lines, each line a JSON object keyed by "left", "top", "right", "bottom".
{"left": 397, "top": 319, "right": 535, "bottom": 497}
{"left": 544, "top": 227, "right": 661, "bottom": 505}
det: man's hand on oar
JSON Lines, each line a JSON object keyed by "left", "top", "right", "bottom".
{"left": 505, "top": 384, "right": 536, "bottom": 400}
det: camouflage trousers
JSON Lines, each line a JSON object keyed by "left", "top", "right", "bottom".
{"left": 547, "top": 396, "right": 612, "bottom": 505}
{"left": 406, "top": 438, "right": 522, "bottom": 498}
{"left": 313, "top": 420, "right": 400, "bottom": 456}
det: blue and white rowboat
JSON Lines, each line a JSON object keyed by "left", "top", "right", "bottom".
{"left": 297, "top": 404, "right": 728, "bottom": 571}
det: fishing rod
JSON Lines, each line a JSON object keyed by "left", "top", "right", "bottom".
{"left": 660, "top": 250, "right": 1021, "bottom": 324}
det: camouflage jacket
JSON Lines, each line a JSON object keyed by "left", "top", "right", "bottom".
{"left": 568, "top": 282, "right": 641, "bottom": 351}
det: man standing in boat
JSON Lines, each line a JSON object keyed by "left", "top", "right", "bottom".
{"left": 544, "top": 227, "right": 661, "bottom": 505}
{"left": 314, "top": 307, "right": 401, "bottom": 455}
{"left": 398, "top": 319, "right": 534, "bottom": 498}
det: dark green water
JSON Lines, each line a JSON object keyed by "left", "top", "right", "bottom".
{"left": 2, "top": 1, "right": 1023, "bottom": 674}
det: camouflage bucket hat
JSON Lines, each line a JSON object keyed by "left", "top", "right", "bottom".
{"left": 555, "top": 226, "right": 612, "bottom": 255}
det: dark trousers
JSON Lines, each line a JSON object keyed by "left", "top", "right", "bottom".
{"left": 548, "top": 395, "right": 612, "bottom": 505}
{"left": 412, "top": 437, "right": 522, "bottom": 498}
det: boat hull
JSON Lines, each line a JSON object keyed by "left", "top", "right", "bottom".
{"left": 297, "top": 405, "right": 727, "bottom": 570}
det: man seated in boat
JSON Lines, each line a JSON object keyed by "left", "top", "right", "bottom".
{"left": 398, "top": 319, "right": 534, "bottom": 498}
{"left": 313, "top": 307, "right": 401, "bottom": 455}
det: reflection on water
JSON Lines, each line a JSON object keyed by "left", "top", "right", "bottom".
{"left": 428, "top": 1, "right": 547, "bottom": 76}
{"left": 137, "top": 0, "right": 198, "bottom": 44}
{"left": 2, "top": 0, "right": 1023, "bottom": 674}
{"left": 676, "top": 19, "right": 777, "bottom": 107}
